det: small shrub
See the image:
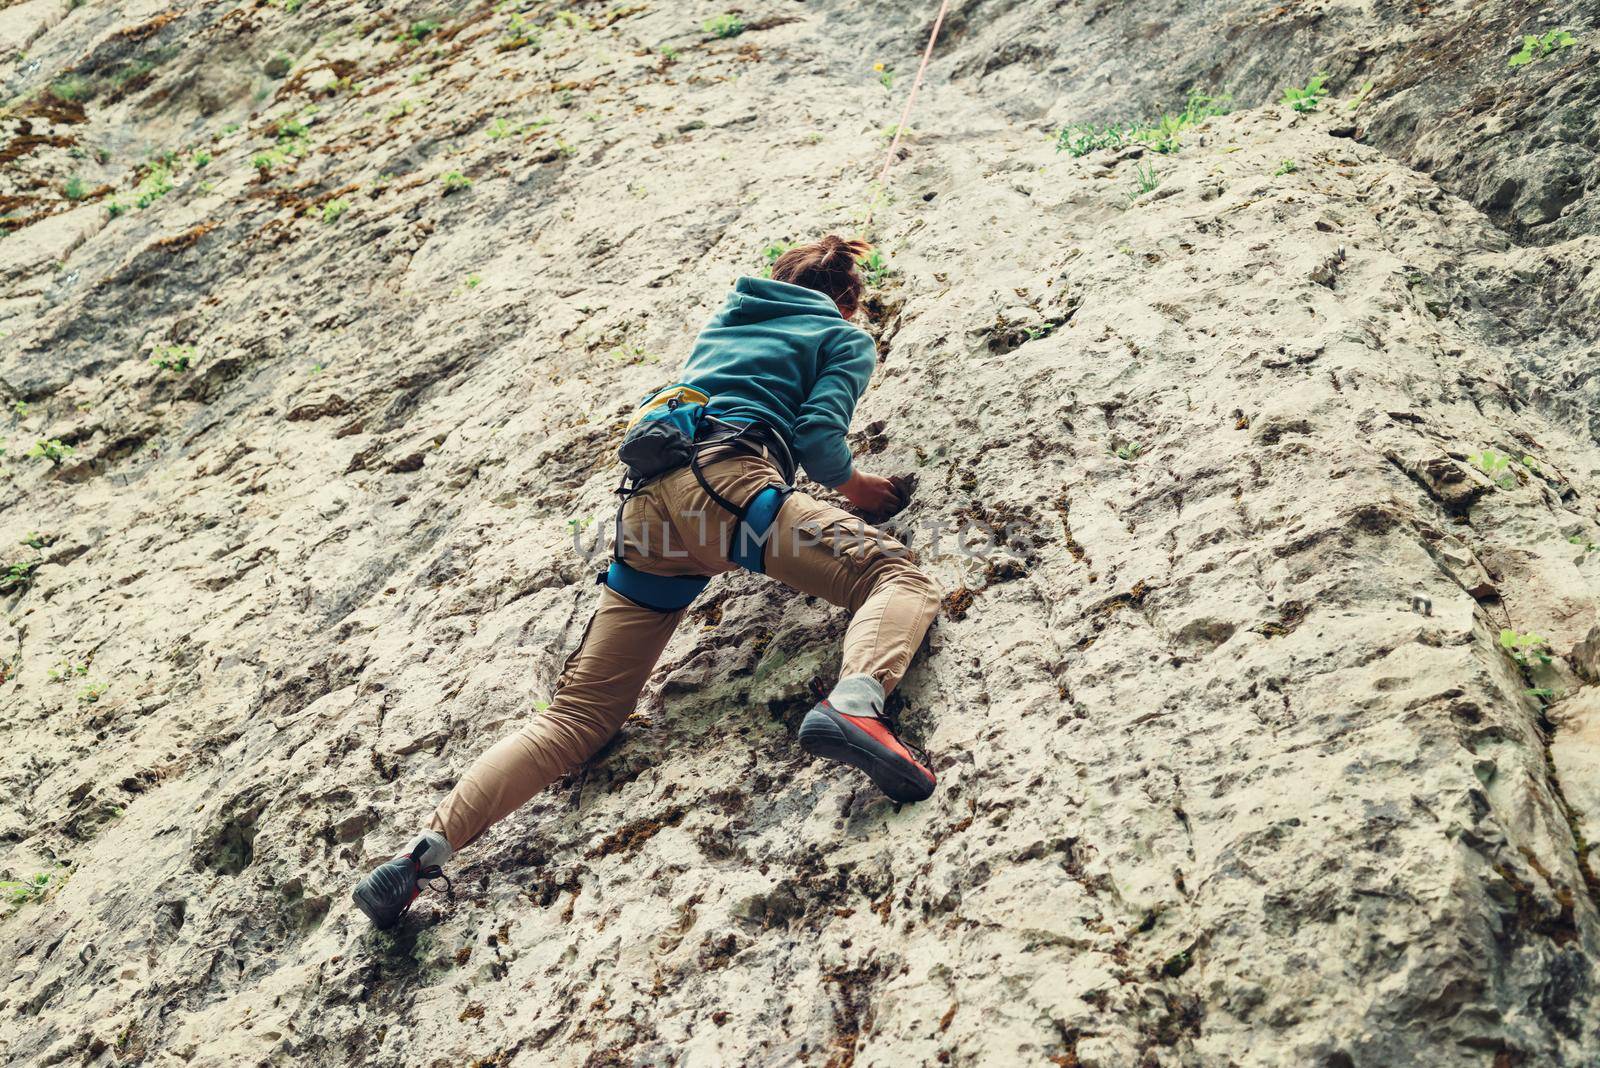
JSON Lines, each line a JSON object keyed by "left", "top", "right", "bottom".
{"left": 26, "top": 439, "right": 74, "bottom": 466}
{"left": 1274, "top": 159, "right": 1298, "bottom": 176}
{"left": 1470, "top": 449, "right": 1520, "bottom": 489}
{"left": 192, "top": 149, "right": 211, "bottom": 168}
{"left": 0, "top": 560, "right": 40, "bottom": 595}
{"left": 150, "top": 344, "right": 195, "bottom": 372}
{"left": 1281, "top": 74, "right": 1329, "bottom": 112}
{"left": 78, "top": 682, "right": 108, "bottom": 705}
{"left": 501, "top": 13, "right": 540, "bottom": 50}
{"left": 50, "top": 75, "right": 91, "bottom": 102}
{"left": 1499, "top": 628, "right": 1552, "bottom": 668}
{"left": 0, "top": 873, "right": 54, "bottom": 906}
{"left": 48, "top": 659, "right": 89, "bottom": 681}
{"left": 1114, "top": 442, "right": 1144, "bottom": 461}
{"left": 874, "top": 62, "right": 895, "bottom": 90}
{"left": 63, "top": 176, "right": 86, "bottom": 200}
{"left": 134, "top": 163, "right": 173, "bottom": 208}
{"left": 857, "top": 248, "right": 890, "bottom": 286}
{"left": 441, "top": 170, "right": 473, "bottom": 194}
{"left": 703, "top": 13, "right": 744, "bottom": 38}
{"left": 321, "top": 198, "right": 350, "bottom": 223}
{"left": 105, "top": 197, "right": 127, "bottom": 218}
{"left": 758, "top": 240, "right": 793, "bottom": 276}
{"left": 402, "top": 18, "right": 440, "bottom": 42}
{"left": 1509, "top": 29, "right": 1577, "bottom": 67}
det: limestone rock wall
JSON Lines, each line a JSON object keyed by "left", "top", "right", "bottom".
{"left": 2, "top": 1, "right": 1599, "bottom": 1065}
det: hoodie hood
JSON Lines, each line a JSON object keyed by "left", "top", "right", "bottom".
{"left": 718, "top": 276, "right": 843, "bottom": 324}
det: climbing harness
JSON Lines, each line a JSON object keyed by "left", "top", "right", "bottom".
{"left": 600, "top": 383, "right": 795, "bottom": 612}
{"left": 862, "top": 0, "right": 953, "bottom": 233}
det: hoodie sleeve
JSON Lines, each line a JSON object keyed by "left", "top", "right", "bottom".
{"left": 792, "top": 326, "right": 877, "bottom": 487}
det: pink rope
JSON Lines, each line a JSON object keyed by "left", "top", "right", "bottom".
{"left": 865, "top": 0, "right": 952, "bottom": 230}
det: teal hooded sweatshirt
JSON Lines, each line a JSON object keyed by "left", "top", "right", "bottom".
{"left": 682, "top": 276, "right": 877, "bottom": 488}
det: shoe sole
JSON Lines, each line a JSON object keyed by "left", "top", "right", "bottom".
{"left": 798, "top": 705, "right": 935, "bottom": 803}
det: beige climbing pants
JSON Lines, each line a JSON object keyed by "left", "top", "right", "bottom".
{"left": 428, "top": 447, "right": 941, "bottom": 849}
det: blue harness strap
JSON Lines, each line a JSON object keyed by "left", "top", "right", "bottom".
{"left": 601, "top": 561, "right": 709, "bottom": 612}
{"left": 730, "top": 485, "right": 790, "bottom": 574}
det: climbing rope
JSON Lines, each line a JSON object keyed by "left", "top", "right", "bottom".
{"left": 862, "top": 0, "right": 953, "bottom": 233}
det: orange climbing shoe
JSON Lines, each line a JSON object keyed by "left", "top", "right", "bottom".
{"left": 798, "top": 676, "right": 936, "bottom": 803}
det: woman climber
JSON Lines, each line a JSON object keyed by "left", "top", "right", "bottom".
{"left": 354, "top": 234, "right": 941, "bottom": 928}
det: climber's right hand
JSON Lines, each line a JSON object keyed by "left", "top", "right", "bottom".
{"left": 838, "top": 470, "right": 907, "bottom": 518}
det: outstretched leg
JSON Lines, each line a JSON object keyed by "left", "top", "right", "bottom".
{"left": 428, "top": 587, "right": 684, "bottom": 850}
{"left": 352, "top": 587, "right": 683, "bottom": 928}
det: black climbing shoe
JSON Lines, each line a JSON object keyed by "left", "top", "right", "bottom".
{"left": 352, "top": 834, "right": 452, "bottom": 929}
{"left": 798, "top": 699, "right": 937, "bottom": 803}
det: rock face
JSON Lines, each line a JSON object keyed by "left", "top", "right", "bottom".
{"left": 3, "top": 2, "right": 1600, "bottom": 1065}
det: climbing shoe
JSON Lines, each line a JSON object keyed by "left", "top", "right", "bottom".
{"left": 798, "top": 674, "right": 936, "bottom": 803}
{"left": 352, "top": 830, "right": 453, "bottom": 929}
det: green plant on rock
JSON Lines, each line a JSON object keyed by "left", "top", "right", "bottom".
{"left": 441, "top": 170, "right": 473, "bottom": 194}
{"left": 63, "top": 176, "right": 86, "bottom": 200}
{"left": 500, "top": 12, "right": 540, "bottom": 49}
{"left": 703, "top": 13, "right": 744, "bottom": 38}
{"left": 1281, "top": 74, "right": 1329, "bottom": 112}
{"left": 78, "top": 681, "right": 108, "bottom": 705}
{"left": 48, "top": 659, "right": 90, "bottom": 681}
{"left": 1113, "top": 441, "right": 1144, "bottom": 461}
{"left": 321, "top": 198, "right": 350, "bottom": 223}
{"left": 134, "top": 163, "right": 173, "bottom": 208}
{"left": 192, "top": 149, "right": 211, "bottom": 168}
{"left": 857, "top": 248, "right": 891, "bottom": 287}
{"left": 1055, "top": 90, "right": 1230, "bottom": 158}
{"left": 1274, "top": 159, "right": 1298, "bottom": 176}
{"left": 1470, "top": 449, "right": 1519, "bottom": 489}
{"left": 1345, "top": 80, "right": 1375, "bottom": 111}
{"left": 609, "top": 344, "right": 654, "bottom": 364}
{"left": 0, "top": 559, "right": 40, "bottom": 595}
{"left": 874, "top": 62, "right": 895, "bottom": 90}
{"left": 1128, "top": 161, "right": 1160, "bottom": 200}
{"left": 1499, "top": 628, "right": 1552, "bottom": 668}
{"left": 26, "top": 439, "right": 74, "bottom": 466}
{"left": 0, "top": 872, "right": 54, "bottom": 906}
{"left": 50, "top": 75, "right": 91, "bottom": 102}
{"left": 757, "top": 240, "right": 793, "bottom": 277}
{"left": 554, "top": 9, "right": 591, "bottom": 30}
{"left": 150, "top": 344, "right": 194, "bottom": 372}
{"left": 401, "top": 18, "right": 441, "bottom": 42}
{"left": 1509, "top": 30, "right": 1577, "bottom": 67}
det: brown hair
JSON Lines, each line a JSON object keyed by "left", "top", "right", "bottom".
{"left": 771, "top": 234, "right": 871, "bottom": 319}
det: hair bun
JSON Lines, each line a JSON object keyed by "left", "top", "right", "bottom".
{"left": 817, "top": 233, "right": 870, "bottom": 268}
{"left": 769, "top": 234, "right": 872, "bottom": 316}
